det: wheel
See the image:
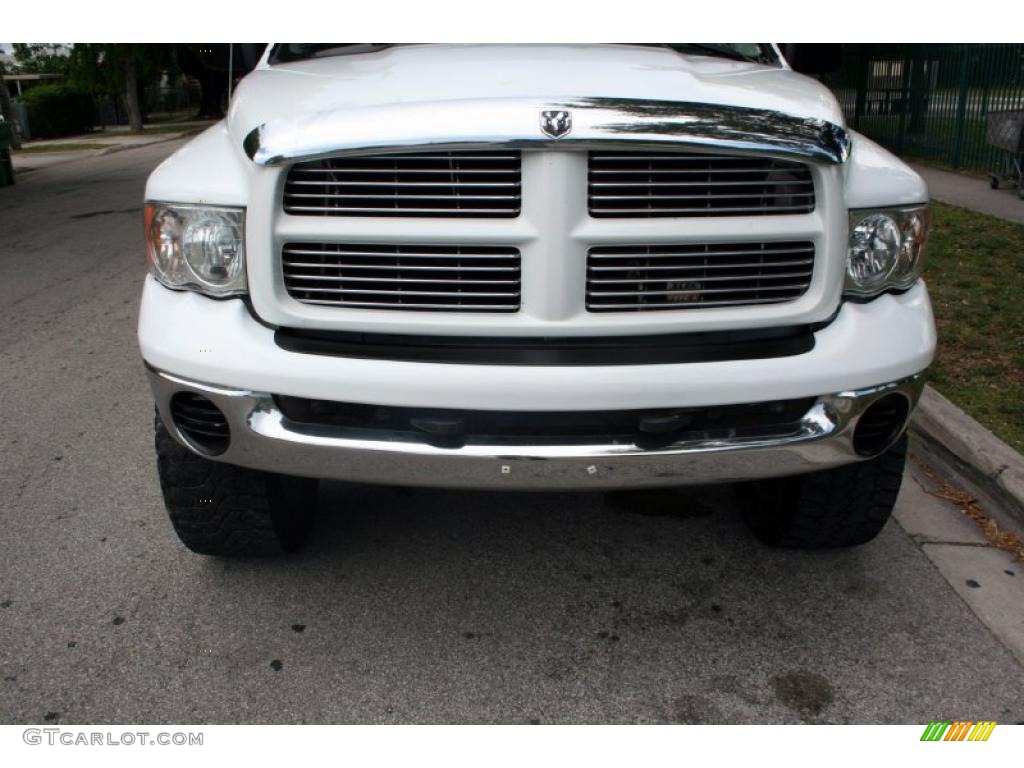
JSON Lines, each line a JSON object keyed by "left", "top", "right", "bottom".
{"left": 739, "top": 434, "right": 907, "bottom": 549}
{"left": 154, "top": 415, "right": 318, "bottom": 556}
{"left": 990, "top": 174, "right": 1000, "bottom": 189}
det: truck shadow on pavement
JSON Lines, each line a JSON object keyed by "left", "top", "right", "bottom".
{"left": 181, "top": 479, "right": 991, "bottom": 724}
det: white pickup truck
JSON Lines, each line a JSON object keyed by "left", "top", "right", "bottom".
{"left": 138, "top": 44, "right": 935, "bottom": 556}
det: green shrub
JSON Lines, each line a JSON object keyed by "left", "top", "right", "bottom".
{"left": 19, "top": 83, "right": 95, "bottom": 139}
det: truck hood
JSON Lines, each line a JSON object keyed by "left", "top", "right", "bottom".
{"left": 227, "top": 44, "right": 845, "bottom": 150}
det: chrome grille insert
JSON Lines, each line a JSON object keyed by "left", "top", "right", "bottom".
{"left": 282, "top": 243, "right": 521, "bottom": 312}
{"left": 283, "top": 151, "right": 521, "bottom": 217}
{"left": 588, "top": 152, "right": 815, "bottom": 217}
{"left": 586, "top": 242, "right": 815, "bottom": 312}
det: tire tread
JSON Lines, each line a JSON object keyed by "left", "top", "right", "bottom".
{"left": 155, "top": 415, "right": 315, "bottom": 556}
{"left": 741, "top": 435, "right": 907, "bottom": 548}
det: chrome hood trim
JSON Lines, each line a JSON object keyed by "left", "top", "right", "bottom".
{"left": 242, "top": 97, "right": 851, "bottom": 167}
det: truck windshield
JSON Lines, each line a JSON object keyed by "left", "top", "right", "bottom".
{"left": 269, "top": 44, "right": 777, "bottom": 65}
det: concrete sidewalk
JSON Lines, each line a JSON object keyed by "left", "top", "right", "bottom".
{"left": 912, "top": 162, "right": 1024, "bottom": 225}
{"left": 11, "top": 122, "right": 213, "bottom": 174}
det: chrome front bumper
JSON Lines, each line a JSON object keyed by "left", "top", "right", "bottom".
{"left": 148, "top": 367, "right": 924, "bottom": 491}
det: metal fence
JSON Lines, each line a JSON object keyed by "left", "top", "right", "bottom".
{"left": 824, "top": 44, "right": 1024, "bottom": 172}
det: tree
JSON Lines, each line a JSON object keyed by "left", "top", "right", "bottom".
{"left": 68, "top": 44, "right": 173, "bottom": 132}
{"left": 0, "top": 63, "right": 23, "bottom": 148}
{"left": 10, "top": 43, "right": 71, "bottom": 75}
{"left": 123, "top": 53, "right": 142, "bottom": 131}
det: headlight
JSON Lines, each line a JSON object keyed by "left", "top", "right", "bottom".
{"left": 145, "top": 203, "right": 246, "bottom": 297}
{"left": 845, "top": 206, "right": 930, "bottom": 298}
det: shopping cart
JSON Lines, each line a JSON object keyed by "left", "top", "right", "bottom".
{"left": 986, "top": 109, "right": 1024, "bottom": 199}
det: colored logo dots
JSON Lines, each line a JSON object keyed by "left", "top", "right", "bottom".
{"left": 921, "top": 721, "right": 997, "bottom": 741}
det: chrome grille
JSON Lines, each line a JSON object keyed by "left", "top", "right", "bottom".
{"left": 282, "top": 243, "right": 521, "bottom": 312}
{"left": 588, "top": 152, "right": 815, "bottom": 217}
{"left": 586, "top": 242, "right": 815, "bottom": 312}
{"left": 283, "top": 151, "right": 521, "bottom": 217}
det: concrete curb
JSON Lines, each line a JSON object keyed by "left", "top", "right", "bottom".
{"left": 911, "top": 385, "right": 1024, "bottom": 524}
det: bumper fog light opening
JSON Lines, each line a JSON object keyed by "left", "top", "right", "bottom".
{"left": 852, "top": 393, "right": 910, "bottom": 457}
{"left": 169, "top": 392, "right": 231, "bottom": 456}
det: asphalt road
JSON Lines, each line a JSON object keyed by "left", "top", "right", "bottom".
{"left": 1, "top": 142, "right": 1022, "bottom": 724}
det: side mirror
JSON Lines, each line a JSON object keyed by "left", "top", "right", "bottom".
{"left": 782, "top": 44, "right": 843, "bottom": 76}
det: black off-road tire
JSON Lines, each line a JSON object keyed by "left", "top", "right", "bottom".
{"left": 739, "top": 434, "right": 907, "bottom": 548}
{"left": 155, "top": 416, "right": 318, "bottom": 556}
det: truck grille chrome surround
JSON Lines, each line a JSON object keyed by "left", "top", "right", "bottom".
{"left": 586, "top": 241, "right": 815, "bottom": 312}
{"left": 282, "top": 243, "right": 521, "bottom": 312}
{"left": 588, "top": 152, "right": 815, "bottom": 217}
{"left": 283, "top": 151, "right": 522, "bottom": 217}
